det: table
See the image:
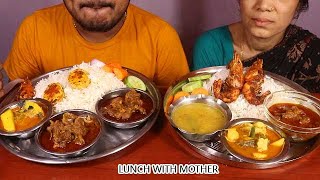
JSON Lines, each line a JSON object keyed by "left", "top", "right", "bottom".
{"left": 1, "top": 94, "right": 319, "bottom": 179}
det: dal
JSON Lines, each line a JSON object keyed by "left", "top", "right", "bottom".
{"left": 172, "top": 103, "right": 226, "bottom": 134}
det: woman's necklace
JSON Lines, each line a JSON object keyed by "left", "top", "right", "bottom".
{"left": 239, "top": 43, "right": 245, "bottom": 60}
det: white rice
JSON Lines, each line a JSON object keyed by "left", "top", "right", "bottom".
{"left": 203, "top": 68, "right": 290, "bottom": 120}
{"left": 34, "top": 62, "right": 126, "bottom": 113}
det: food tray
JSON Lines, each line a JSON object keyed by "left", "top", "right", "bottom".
{"left": 164, "top": 66, "right": 320, "bottom": 169}
{"left": 0, "top": 67, "right": 161, "bottom": 164}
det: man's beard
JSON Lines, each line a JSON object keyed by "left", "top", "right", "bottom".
{"left": 74, "top": 11, "right": 126, "bottom": 32}
{"left": 64, "top": 1, "right": 127, "bottom": 32}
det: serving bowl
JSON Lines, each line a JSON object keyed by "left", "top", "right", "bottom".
{"left": 0, "top": 98, "right": 53, "bottom": 139}
{"left": 35, "top": 109, "right": 103, "bottom": 158}
{"left": 220, "top": 118, "right": 290, "bottom": 164}
{"left": 96, "top": 88, "right": 156, "bottom": 129}
{"left": 167, "top": 94, "right": 232, "bottom": 142}
{"left": 264, "top": 91, "right": 320, "bottom": 142}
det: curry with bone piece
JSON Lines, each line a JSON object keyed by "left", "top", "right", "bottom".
{"left": 39, "top": 112, "right": 100, "bottom": 153}
{"left": 100, "top": 89, "right": 153, "bottom": 122}
{"left": 268, "top": 103, "right": 320, "bottom": 128}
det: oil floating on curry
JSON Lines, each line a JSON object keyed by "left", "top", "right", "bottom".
{"left": 99, "top": 89, "right": 153, "bottom": 123}
{"left": 225, "top": 121, "right": 285, "bottom": 160}
{"left": 0, "top": 100, "right": 45, "bottom": 132}
{"left": 268, "top": 103, "right": 320, "bottom": 129}
{"left": 39, "top": 112, "right": 101, "bottom": 153}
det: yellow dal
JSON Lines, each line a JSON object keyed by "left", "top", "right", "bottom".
{"left": 172, "top": 103, "right": 226, "bottom": 134}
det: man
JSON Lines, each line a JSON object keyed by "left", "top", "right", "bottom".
{"left": 3, "top": 0, "right": 189, "bottom": 93}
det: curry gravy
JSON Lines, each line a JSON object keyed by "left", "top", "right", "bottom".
{"left": 100, "top": 93, "right": 153, "bottom": 123}
{"left": 0, "top": 106, "right": 44, "bottom": 132}
{"left": 227, "top": 125, "right": 283, "bottom": 160}
{"left": 269, "top": 103, "right": 320, "bottom": 128}
{"left": 39, "top": 118, "right": 100, "bottom": 153}
{"left": 172, "top": 103, "right": 226, "bottom": 134}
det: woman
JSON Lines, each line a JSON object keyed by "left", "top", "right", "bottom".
{"left": 192, "top": 0, "right": 320, "bottom": 92}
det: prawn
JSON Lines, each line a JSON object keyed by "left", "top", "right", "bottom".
{"left": 17, "top": 78, "right": 35, "bottom": 100}
{"left": 242, "top": 59, "right": 270, "bottom": 105}
{"left": 213, "top": 52, "right": 244, "bottom": 103}
{"left": 225, "top": 53, "right": 244, "bottom": 89}
{"left": 213, "top": 79, "right": 241, "bottom": 103}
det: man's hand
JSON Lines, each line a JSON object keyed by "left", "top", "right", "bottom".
{"left": 0, "top": 64, "right": 4, "bottom": 97}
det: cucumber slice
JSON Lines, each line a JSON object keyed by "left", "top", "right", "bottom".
{"left": 124, "top": 76, "right": 146, "bottom": 91}
{"left": 171, "top": 81, "right": 188, "bottom": 95}
{"left": 182, "top": 81, "right": 203, "bottom": 92}
{"left": 188, "top": 74, "right": 212, "bottom": 82}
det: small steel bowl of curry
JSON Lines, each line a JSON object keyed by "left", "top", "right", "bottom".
{"left": 35, "top": 109, "right": 102, "bottom": 158}
{"left": 167, "top": 94, "right": 232, "bottom": 142}
{"left": 95, "top": 88, "right": 156, "bottom": 129}
{"left": 0, "top": 98, "right": 53, "bottom": 139}
{"left": 220, "top": 118, "right": 290, "bottom": 164}
{"left": 264, "top": 91, "right": 320, "bottom": 142}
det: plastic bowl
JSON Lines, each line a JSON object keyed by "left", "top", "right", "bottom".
{"left": 264, "top": 91, "right": 320, "bottom": 142}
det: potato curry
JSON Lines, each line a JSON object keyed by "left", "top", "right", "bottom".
{"left": 0, "top": 101, "right": 45, "bottom": 132}
{"left": 225, "top": 121, "right": 284, "bottom": 160}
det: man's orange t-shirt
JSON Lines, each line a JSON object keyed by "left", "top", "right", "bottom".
{"left": 4, "top": 4, "right": 189, "bottom": 90}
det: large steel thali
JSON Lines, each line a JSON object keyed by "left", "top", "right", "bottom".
{"left": 0, "top": 67, "right": 161, "bottom": 164}
{"left": 164, "top": 66, "right": 320, "bottom": 169}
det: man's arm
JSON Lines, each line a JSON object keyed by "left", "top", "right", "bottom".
{"left": 4, "top": 14, "right": 42, "bottom": 80}
{"left": 154, "top": 24, "right": 190, "bottom": 92}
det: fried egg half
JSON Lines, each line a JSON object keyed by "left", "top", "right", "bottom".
{"left": 43, "top": 83, "right": 65, "bottom": 104}
{"left": 68, "top": 68, "right": 91, "bottom": 89}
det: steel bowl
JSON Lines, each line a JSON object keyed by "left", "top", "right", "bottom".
{"left": 95, "top": 88, "right": 156, "bottom": 129}
{"left": 167, "top": 94, "right": 232, "bottom": 142}
{"left": 264, "top": 91, "right": 320, "bottom": 142}
{"left": 35, "top": 109, "right": 103, "bottom": 158}
{"left": 220, "top": 118, "right": 290, "bottom": 164}
{"left": 0, "top": 98, "right": 53, "bottom": 139}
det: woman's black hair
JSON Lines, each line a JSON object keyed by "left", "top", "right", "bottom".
{"left": 295, "top": 0, "right": 309, "bottom": 18}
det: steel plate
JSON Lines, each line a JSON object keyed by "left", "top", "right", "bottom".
{"left": 0, "top": 67, "right": 161, "bottom": 164}
{"left": 164, "top": 66, "right": 320, "bottom": 169}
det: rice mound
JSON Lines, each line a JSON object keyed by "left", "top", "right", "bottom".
{"left": 34, "top": 62, "right": 126, "bottom": 112}
{"left": 203, "top": 69, "right": 290, "bottom": 120}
